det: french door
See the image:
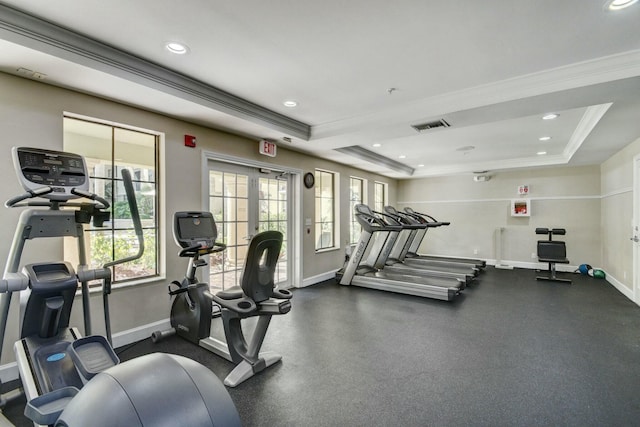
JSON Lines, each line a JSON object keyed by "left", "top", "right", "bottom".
{"left": 633, "top": 155, "right": 640, "bottom": 305}
{"left": 207, "top": 161, "right": 291, "bottom": 291}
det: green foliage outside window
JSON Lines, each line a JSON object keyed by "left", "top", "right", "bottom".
{"left": 90, "top": 231, "right": 156, "bottom": 280}
{"left": 113, "top": 194, "right": 155, "bottom": 220}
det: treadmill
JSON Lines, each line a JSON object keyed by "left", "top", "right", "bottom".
{"left": 401, "top": 207, "right": 486, "bottom": 269}
{"left": 358, "top": 205, "right": 475, "bottom": 286}
{"left": 385, "top": 206, "right": 480, "bottom": 278}
{"left": 336, "top": 208, "right": 463, "bottom": 301}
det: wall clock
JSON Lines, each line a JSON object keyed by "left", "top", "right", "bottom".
{"left": 303, "top": 172, "right": 315, "bottom": 189}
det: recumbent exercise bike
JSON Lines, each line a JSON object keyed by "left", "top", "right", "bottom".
{"left": 152, "top": 211, "right": 293, "bottom": 387}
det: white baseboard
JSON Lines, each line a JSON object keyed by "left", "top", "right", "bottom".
{"left": 302, "top": 269, "right": 339, "bottom": 287}
{"left": 112, "top": 318, "right": 171, "bottom": 348}
{"left": 605, "top": 272, "right": 634, "bottom": 301}
{"left": 490, "top": 260, "right": 638, "bottom": 305}
{"left": 0, "top": 318, "right": 172, "bottom": 384}
{"left": 486, "top": 258, "right": 578, "bottom": 273}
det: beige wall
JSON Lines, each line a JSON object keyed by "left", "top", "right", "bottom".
{"left": 0, "top": 72, "right": 396, "bottom": 363}
{"left": 2, "top": 68, "right": 638, "bottom": 368}
{"left": 600, "top": 136, "right": 640, "bottom": 297}
{"left": 397, "top": 166, "right": 602, "bottom": 269}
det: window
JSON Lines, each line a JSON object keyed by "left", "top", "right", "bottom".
{"left": 315, "top": 169, "right": 339, "bottom": 250}
{"left": 374, "top": 181, "right": 388, "bottom": 212}
{"left": 349, "top": 177, "right": 366, "bottom": 244}
{"left": 258, "top": 176, "right": 288, "bottom": 284}
{"left": 63, "top": 116, "right": 159, "bottom": 284}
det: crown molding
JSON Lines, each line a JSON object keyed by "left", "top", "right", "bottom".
{"left": 0, "top": 4, "right": 311, "bottom": 139}
{"left": 334, "top": 146, "right": 415, "bottom": 176}
{"left": 346, "top": 102, "right": 612, "bottom": 178}
{"left": 563, "top": 103, "right": 613, "bottom": 158}
{"left": 312, "top": 50, "right": 640, "bottom": 140}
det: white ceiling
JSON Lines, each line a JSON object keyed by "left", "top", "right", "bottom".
{"left": 1, "top": 0, "right": 639, "bottom": 178}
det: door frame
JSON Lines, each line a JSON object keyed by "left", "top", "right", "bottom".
{"left": 633, "top": 155, "right": 640, "bottom": 305}
{"left": 202, "top": 150, "right": 303, "bottom": 289}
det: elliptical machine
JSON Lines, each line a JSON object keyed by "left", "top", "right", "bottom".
{"left": 152, "top": 211, "right": 293, "bottom": 387}
{"left": 0, "top": 147, "right": 240, "bottom": 426}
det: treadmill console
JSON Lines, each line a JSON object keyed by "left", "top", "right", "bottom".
{"left": 12, "top": 147, "right": 89, "bottom": 201}
{"left": 173, "top": 211, "right": 218, "bottom": 250}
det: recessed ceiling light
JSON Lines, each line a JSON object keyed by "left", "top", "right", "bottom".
{"left": 399, "top": 155, "right": 406, "bottom": 159}
{"left": 537, "top": 151, "right": 547, "bottom": 155}
{"left": 539, "top": 136, "right": 552, "bottom": 141}
{"left": 542, "top": 113, "right": 559, "bottom": 120}
{"left": 607, "top": 0, "right": 638, "bottom": 10}
{"left": 283, "top": 100, "right": 298, "bottom": 108}
{"left": 372, "top": 143, "right": 382, "bottom": 148}
{"left": 417, "top": 164, "right": 425, "bottom": 167}
{"left": 165, "top": 42, "right": 189, "bottom": 54}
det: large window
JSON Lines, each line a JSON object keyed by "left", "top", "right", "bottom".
{"left": 315, "top": 169, "right": 339, "bottom": 250}
{"left": 63, "top": 116, "right": 159, "bottom": 284}
{"left": 374, "top": 181, "right": 388, "bottom": 213}
{"left": 349, "top": 177, "right": 366, "bottom": 244}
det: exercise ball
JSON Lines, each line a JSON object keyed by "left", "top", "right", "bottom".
{"left": 56, "top": 353, "right": 241, "bottom": 427}
{"left": 578, "top": 264, "right": 592, "bottom": 275}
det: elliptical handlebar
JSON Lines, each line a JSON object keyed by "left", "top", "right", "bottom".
{"left": 4, "top": 186, "right": 54, "bottom": 208}
{"left": 71, "top": 188, "right": 110, "bottom": 210}
{"left": 103, "top": 169, "right": 143, "bottom": 269}
{"left": 101, "top": 168, "right": 145, "bottom": 344}
{"left": 5, "top": 186, "right": 111, "bottom": 211}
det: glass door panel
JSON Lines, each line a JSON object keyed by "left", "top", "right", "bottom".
{"left": 258, "top": 176, "right": 288, "bottom": 284}
{"left": 207, "top": 163, "right": 292, "bottom": 292}
{"left": 208, "top": 168, "right": 251, "bottom": 291}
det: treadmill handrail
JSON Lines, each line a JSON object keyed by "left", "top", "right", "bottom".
{"left": 355, "top": 213, "right": 402, "bottom": 233}
{"left": 372, "top": 209, "right": 403, "bottom": 226}
{"left": 381, "top": 207, "right": 427, "bottom": 229}
{"left": 403, "top": 208, "right": 448, "bottom": 226}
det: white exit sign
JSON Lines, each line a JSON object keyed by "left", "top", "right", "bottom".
{"left": 259, "top": 140, "right": 277, "bottom": 157}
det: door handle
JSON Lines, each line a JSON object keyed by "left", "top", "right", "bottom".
{"left": 631, "top": 236, "right": 639, "bottom": 243}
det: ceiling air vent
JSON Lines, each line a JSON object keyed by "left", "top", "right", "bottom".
{"left": 411, "top": 119, "right": 450, "bottom": 132}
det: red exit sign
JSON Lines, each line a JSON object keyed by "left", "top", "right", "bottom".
{"left": 259, "top": 139, "right": 277, "bottom": 157}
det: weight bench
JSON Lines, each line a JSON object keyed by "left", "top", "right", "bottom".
{"left": 536, "top": 228, "right": 571, "bottom": 284}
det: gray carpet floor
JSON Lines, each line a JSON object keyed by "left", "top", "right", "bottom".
{"left": 4, "top": 267, "right": 640, "bottom": 426}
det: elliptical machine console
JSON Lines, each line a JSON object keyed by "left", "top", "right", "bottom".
{"left": 12, "top": 147, "right": 89, "bottom": 199}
